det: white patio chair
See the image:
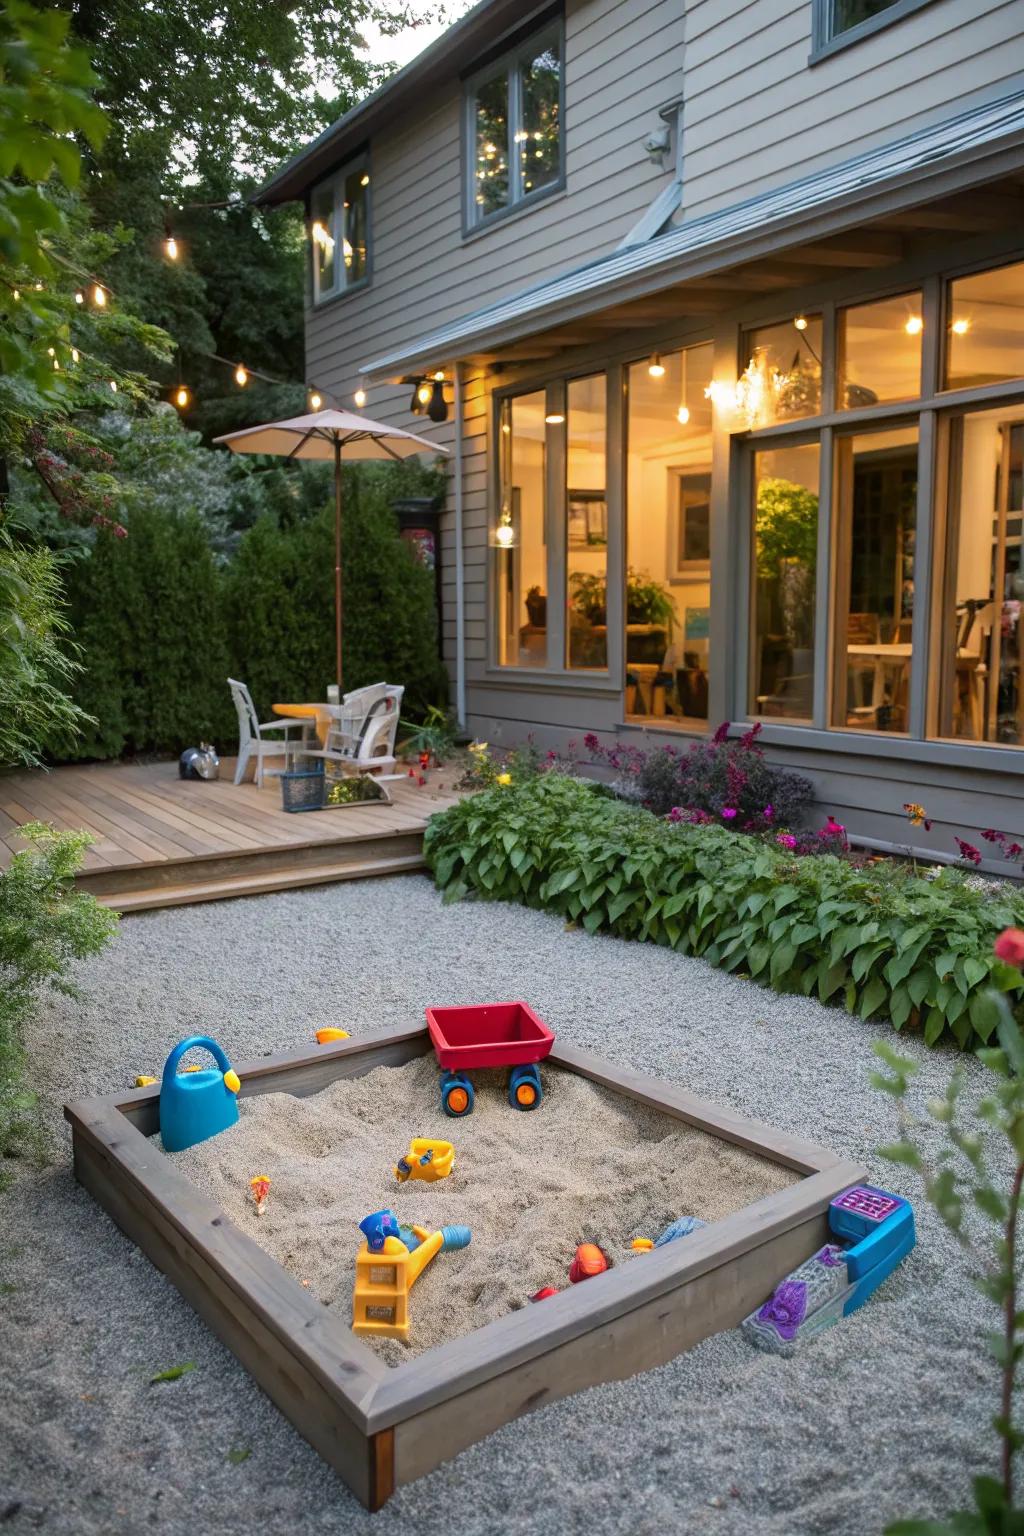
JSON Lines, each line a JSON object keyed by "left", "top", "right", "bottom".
{"left": 227, "top": 678, "right": 305, "bottom": 789}
{"left": 304, "top": 683, "right": 404, "bottom": 777}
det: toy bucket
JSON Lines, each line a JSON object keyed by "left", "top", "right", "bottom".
{"left": 159, "top": 1035, "right": 240, "bottom": 1153}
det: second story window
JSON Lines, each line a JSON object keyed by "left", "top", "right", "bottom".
{"left": 466, "top": 21, "right": 563, "bottom": 230}
{"left": 310, "top": 157, "right": 370, "bottom": 305}
{"left": 813, "top": 0, "right": 935, "bottom": 55}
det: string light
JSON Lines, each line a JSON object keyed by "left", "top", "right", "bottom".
{"left": 109, "top": 380, "right": 118, "bottom": 392}
{"left": 793, "top": 315, "right": 808, "bottom": 332}
{"left": 33, "top": 281, "right": 43, "bottom": 290}
{"left": 309, "top": 390, "right": 323, "bottom": 411}
{"left": 905, "top": 315, "right": 923, "bottom": 336}
{"left": 92, "top": 284, "right": 106, "bottom": 307}
{"left": 164, "top": 234, "right": 179, "bottom": 261}
{"left": 234, "top": 364, "right": 248, "bottom": 387}
{"left": 353, "top": 388, "right": 366, "bottom": 408}
{"left": 11, "top": 289, "right": 19, "bottom": 300}
{"left": 70, "top": 348, "right": 79, "bottom": 363}
{"left": 74, "top": 290, "right": 84, "bottom": 304}
{"left": 174, "top": 384, "right": 191, "bottom": 408}
{"left": 648, "top": 353, "right": 665, "bottom": 379}
{"left": 951, "top": 317, "right": 970, "bottom": 336}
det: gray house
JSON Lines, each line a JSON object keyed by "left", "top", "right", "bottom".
{"left": 257, "top": 0, "right": 1024, "bottom": 866}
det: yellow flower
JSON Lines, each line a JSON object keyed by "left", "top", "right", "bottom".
{"left": 496, "top": 772, "right": 512, "bottom": 786}
{"left": 469, "top": 740, "right": 488, "bottom": 754}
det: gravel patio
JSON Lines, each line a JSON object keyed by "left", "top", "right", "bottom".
{"left": 0, "top": 874, "right": 995, "bottom": 1535}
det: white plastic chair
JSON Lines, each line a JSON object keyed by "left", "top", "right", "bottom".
{"left": 228, "top": 678, "right": 305, "bottom": 789}
{"left": 304, "top": 683, "right": 404, "bottom": 776}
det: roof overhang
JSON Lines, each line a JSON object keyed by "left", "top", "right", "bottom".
{"left": 360, "top": 89, "right": 1024, "bottom": 383}
{"left": 255, "top": 0, "right": 552, "bottom": 206}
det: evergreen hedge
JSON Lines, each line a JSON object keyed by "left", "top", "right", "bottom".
{"left": 60, "top": 468, "right": 447, "bottom": 760}
{"left": 424, "top": 774, "right": 1024, "bottom": 1052}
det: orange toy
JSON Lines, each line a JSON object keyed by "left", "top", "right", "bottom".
{"left": 568, "top": 1243, "right": 608, "bottom": 1283}
{"left": 250, "top": 1174, "right": 271, "bottom": 1216}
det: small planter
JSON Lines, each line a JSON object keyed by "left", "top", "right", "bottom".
{"left": 325, "top": 774, "right": 392, "bottom": 809}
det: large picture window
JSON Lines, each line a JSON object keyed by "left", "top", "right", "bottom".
{"left": 750, "top": 443, "right": 820, "bottom": 722}
{"left": 496, "top": 391, "right": 547, "bottom": 667}
{"left": 466, "top": 23, "right": 562, "bottom": 229}
{"left": 566, "top": 375, "right": 607, "bottom": 670}
{"left": 310, "top": 158, "right": 370, "bottom": 305}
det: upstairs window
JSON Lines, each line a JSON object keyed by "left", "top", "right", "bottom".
{"left": 310, "top": 157, "right": 370, "bottom": 305}
{"left": 466, "top": 21, "right": 563, "bottom": 230}
{"left": 812, "top": 0, "right": 936, "bottom": 56}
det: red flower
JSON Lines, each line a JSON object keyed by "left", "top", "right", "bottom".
{"left": 955, "top": 837, "right": 982, "bottom": 865}
{"left": 713, "top": 722, "right": 731, "bottom": 745}
{"left": 995, "top": 928, "right": 1024, "bottom": 966}
{"left": 981, "top": 829, "right": 1005, "bottom": 844}
{"left": 583, "top": 732, "right": 600, "bottom": 753}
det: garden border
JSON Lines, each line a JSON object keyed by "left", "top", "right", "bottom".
{"left": 65, "top": 1023, "right": 864, "bottom": 1509}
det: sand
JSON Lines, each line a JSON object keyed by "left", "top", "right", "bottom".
{"left": 169, "top": 1055, "right": 799, "bottom": 1364}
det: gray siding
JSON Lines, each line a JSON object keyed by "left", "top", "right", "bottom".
{"left": 681, "top": 0, "right": 1024, "bottom": 220}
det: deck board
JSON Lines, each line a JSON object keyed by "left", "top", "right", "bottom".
{"left": 0, "top": 759, "right": 462, "bottom": 907}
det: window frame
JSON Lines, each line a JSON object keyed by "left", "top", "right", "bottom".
{"left": 309, "top": 153, "right": 372, "bottom": 308}
{"left": 810, "top": 0, "right": 939, "bottom": 65}
{"left": 463, "top": 17, "right": 566, "bottom": 237}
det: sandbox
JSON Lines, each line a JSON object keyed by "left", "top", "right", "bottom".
{"left": 65, "top": 1023, "right": 864, "bottom": 1509}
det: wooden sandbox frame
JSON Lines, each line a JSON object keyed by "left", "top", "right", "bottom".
{"left": 65, "top": 1023, "right": 864, "bottom": 1510}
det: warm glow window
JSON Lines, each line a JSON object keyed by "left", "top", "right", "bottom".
{"left": 310, "top": 158, "right": 370, "bottom": 304}
{"left": 466, "top": 23, "right": 562, "bottom": 229}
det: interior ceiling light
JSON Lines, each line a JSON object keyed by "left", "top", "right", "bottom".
{"left": 904, "top": 316, "right": 924, "bottom": 336}
{"left": 951, "top": 317, "right": 970, "bottom": 336}
{"left": 544, "top": 412, "right": 565, "bottom": 425}
{"left": 648, "top": 353, "right": 666, "bottom": 378}
{"left": 793, "top": 315, "right": 808, "bottom": 332}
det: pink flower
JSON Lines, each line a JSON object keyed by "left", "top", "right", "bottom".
{"left": 955, "top": 837, "right": 982, "bottom": 865}
{"left": 583, "top": 732, "right": 599, "bottom": 753}
{"left": 1009, "top": 843, "right": 1024, "bottom": 860}
{"left": 667, "top": 807, "right": 683, "bottom": 823}
{"left": 776, "top": 833, "right": 797, "bottom": 849}
{"left": 721, "top": 807, "right": 738, "bottom": 821}
{"left": 994, "top": 928, "right": 1024, "bottom": 966}
{"left": 981, "top": 829, "right": 1005, "bottom": 845}
{"left": 762, "top": 804, "right": 774, "bottom": 821}
{"left": 713, "top": 722, "right": 731, "bottom": 745}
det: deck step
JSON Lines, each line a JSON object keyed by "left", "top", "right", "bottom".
{"left": 96, "top": 852, "right": 429, "bottom": 913}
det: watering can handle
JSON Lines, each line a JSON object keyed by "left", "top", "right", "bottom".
{"left": 162, "top": 1035, "right": 233, "bottom": 1085}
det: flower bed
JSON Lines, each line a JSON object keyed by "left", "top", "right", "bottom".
{"left": 424, "top": 775, "right": 1024, "bottom": 1051}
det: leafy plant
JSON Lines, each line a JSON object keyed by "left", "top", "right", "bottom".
{"left": 400, "top": 706, "right": 460, "bottom": 766}
{"left": 326, "top": 775, "right": 385, "bottom": 805}
{"left": 873, "top": 944, "right": 1024, "bottom": 1533}
{"left": 0, "top": 526, "right": 89, "bottom": 766}
{"left": 425, "top": 774, "right": 1024, "bottom": 1052}
{"left": 0, "top": 823, "right": 117, "bottom": 1174}
{"left": 586, "top": 722, "right": 814, "bottom": 831}
{"left": 568, "top": 569, "right": 677, "bottom": 631}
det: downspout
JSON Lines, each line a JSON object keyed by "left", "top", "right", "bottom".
{"left": 453, "top": 360, "right": 467, "bottom": 728}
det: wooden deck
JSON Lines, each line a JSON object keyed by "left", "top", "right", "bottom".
{"left": 0, "top": 759, "right": 463, "bottom": 911}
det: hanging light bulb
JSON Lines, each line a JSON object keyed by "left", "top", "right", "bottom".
{"left": 495, "top": 521, "right": 514, "bottom": 548}
{"left": 92, "top": 284, "right": 106, "bottom": 307}
{"left": 70, "top": 348, "right": 79, "bottom": 364}
{"left": 904, "top": 315, "right": 923, "bottom": 336}
{"left": 164, "top": 233, "right": 179, "bottom": 261}
{"left": 109, "top": 379, "right": 118, "bottom": 392}
{"left": 427, "top": 377, "right": 448, "bottom": 423}
{"left": 309, "top": 390, "right": 323, "bottom": 411}
{"left": 648, "top": 353, "right": 666, "bottom": 378}
{"left": 951, "top": 317, "right": 970, "bottom": 336}
{"left": 676, "top": 404, "right": 690, "bottom": 425}
{"left": 416, "top": 380, "right": 433, "bottom": 407}
{"left": 793, "top": 315, "right": 808, "bottom": 332}
{"left": 74, "top": 290, "right": 84, "bottom": 304}
{"left": 12, "top": 289, "right": 19, "bottom": 301}
{"left": 676, "top": 350, "right": 690, "bottom": 425}
{"left": 354, "top": 387, "right": 367, "bottom": 408}
{"left": 234, "top": 363, "right": 248, "bottom": 387}
{"left": 174, "top": 384, "right": 191, "bottom": 409}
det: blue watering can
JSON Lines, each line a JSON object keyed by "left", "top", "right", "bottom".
{"left": 159, "top": 1036, "right": 241, "bottom": 1153}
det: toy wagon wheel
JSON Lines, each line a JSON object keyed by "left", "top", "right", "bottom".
{"left": 508, "top": 1064, "right": 542, "bottom": 1111}
{"left": 442, "top": 1075, "right": 474, "bottom": 1118}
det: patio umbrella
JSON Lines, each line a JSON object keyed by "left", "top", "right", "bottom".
{"left": 214, "top": 408, "right": 446, "bottom": 689}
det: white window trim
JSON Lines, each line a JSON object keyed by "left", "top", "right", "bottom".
{"left": 810, "top": 0, "right": 938, "bottom": 63}
{"left": 310, "top": 155, "right": 371, "bottom": 307}
{"left": 463, "top": 19, "right": 565, "bottom": 235}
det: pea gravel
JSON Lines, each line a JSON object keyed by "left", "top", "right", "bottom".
{"left": 0, "top": 874, "right": 999, "bottom": 1536}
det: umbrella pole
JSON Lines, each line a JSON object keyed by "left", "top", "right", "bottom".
{"left": 334, "top": 438, "right": 343, "bottom": 691}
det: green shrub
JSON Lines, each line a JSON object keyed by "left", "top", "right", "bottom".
{"left": 0, "top": 529, "right": 88, "bottom": 767}
{"left": 63, "top": 505, "right": 231, "bottom": 758}
{"left": 0, "top": 824, "right": 117, "bottom": 1174}
{"left": 424, "top": 775, "right": 1024, "bottom": 1051}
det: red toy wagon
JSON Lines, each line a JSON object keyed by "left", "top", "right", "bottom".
{"left": 424, "top": 1002, "right": 555, "bottom": 1118}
